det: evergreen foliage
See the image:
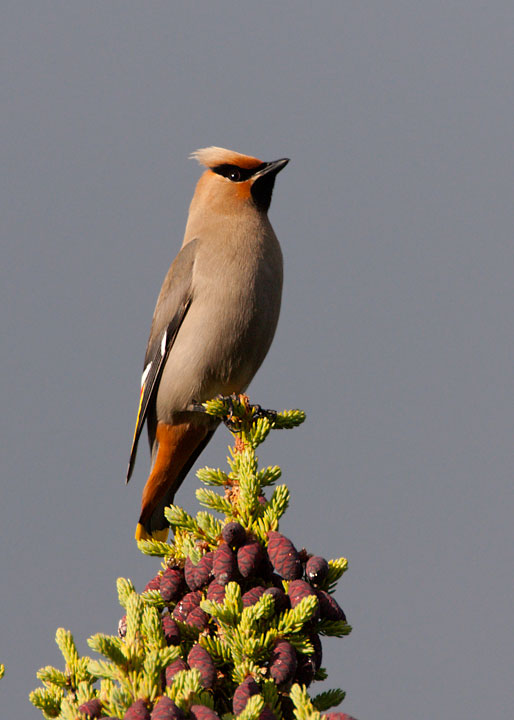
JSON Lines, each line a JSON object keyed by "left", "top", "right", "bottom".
{"left": 30, "top": 396, "right": 353, "bottom": 720}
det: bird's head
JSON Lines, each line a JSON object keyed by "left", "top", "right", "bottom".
{"left": 190, "top": 146, "right": 289, "bottom": 214}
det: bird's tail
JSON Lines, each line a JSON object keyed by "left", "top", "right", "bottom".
{"left": 135, "top": 422, "right": 216, "bottom": 541}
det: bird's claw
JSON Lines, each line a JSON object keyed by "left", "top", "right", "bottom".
{"left": 187, "top": 394, "right": 278, "bottom": 429}
{"left": 253, "top": 405, "right": 278, "bottom": 423}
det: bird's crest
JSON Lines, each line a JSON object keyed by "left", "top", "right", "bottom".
{"left": 191, "top": 146, "right": 263, "bottom": 170}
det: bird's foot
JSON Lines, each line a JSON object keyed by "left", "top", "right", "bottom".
{"left": 187, "top": 394, "right": 278, "bottom": 430}
{"left": 220, "top": 394, "right": 278, "bottom": 430}
{"left": 249, "top": 403, "right": 278, "bottom": 424}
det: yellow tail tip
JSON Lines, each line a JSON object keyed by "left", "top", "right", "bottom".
{"left": 135, "top": 523, "right": 169, "bottom": 542}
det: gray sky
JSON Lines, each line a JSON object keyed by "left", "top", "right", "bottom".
{"left": 2, "top": 2, "right": 513, "bottom": 718}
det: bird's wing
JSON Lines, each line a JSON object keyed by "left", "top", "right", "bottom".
{"left": 126, "top": 239, "right": 199, "bottom": 483}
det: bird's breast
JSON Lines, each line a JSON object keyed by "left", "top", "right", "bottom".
{"left": 156, "top": 227, "right": 283, "bottom": 419}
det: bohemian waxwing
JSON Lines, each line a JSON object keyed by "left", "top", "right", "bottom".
{"left": 127, "top": 147, "right": 289, "bottom": 541}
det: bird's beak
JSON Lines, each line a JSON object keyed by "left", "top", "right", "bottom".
{"left": 253, "top": 158, "right": 290, "bottom": 180}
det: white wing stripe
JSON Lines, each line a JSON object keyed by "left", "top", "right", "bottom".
{"left": 141, "top": 362, "right": 152, "bottom": 388}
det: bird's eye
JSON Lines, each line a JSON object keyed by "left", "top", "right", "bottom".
{"left": 212, "top": 164, "right": 253, "bottom": 182}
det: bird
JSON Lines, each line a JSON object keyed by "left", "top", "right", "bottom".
{"left": 126, "top": 146, "right": 289, "bottom": 541}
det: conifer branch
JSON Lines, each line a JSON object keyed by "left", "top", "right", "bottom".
{"left": 31, "top": 396, "right": 356, "bottom": 720}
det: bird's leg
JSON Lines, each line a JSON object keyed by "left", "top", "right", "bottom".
{"left": 187, "top": 402, "right": 208, "bottom": 413}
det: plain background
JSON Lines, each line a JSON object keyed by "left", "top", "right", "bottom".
{"left": 2, "top": 3, "right": 513, "bottom": 718}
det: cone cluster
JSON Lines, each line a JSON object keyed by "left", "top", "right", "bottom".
{"left": 30, "top": 398, "right": 354, "bottom": 720}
